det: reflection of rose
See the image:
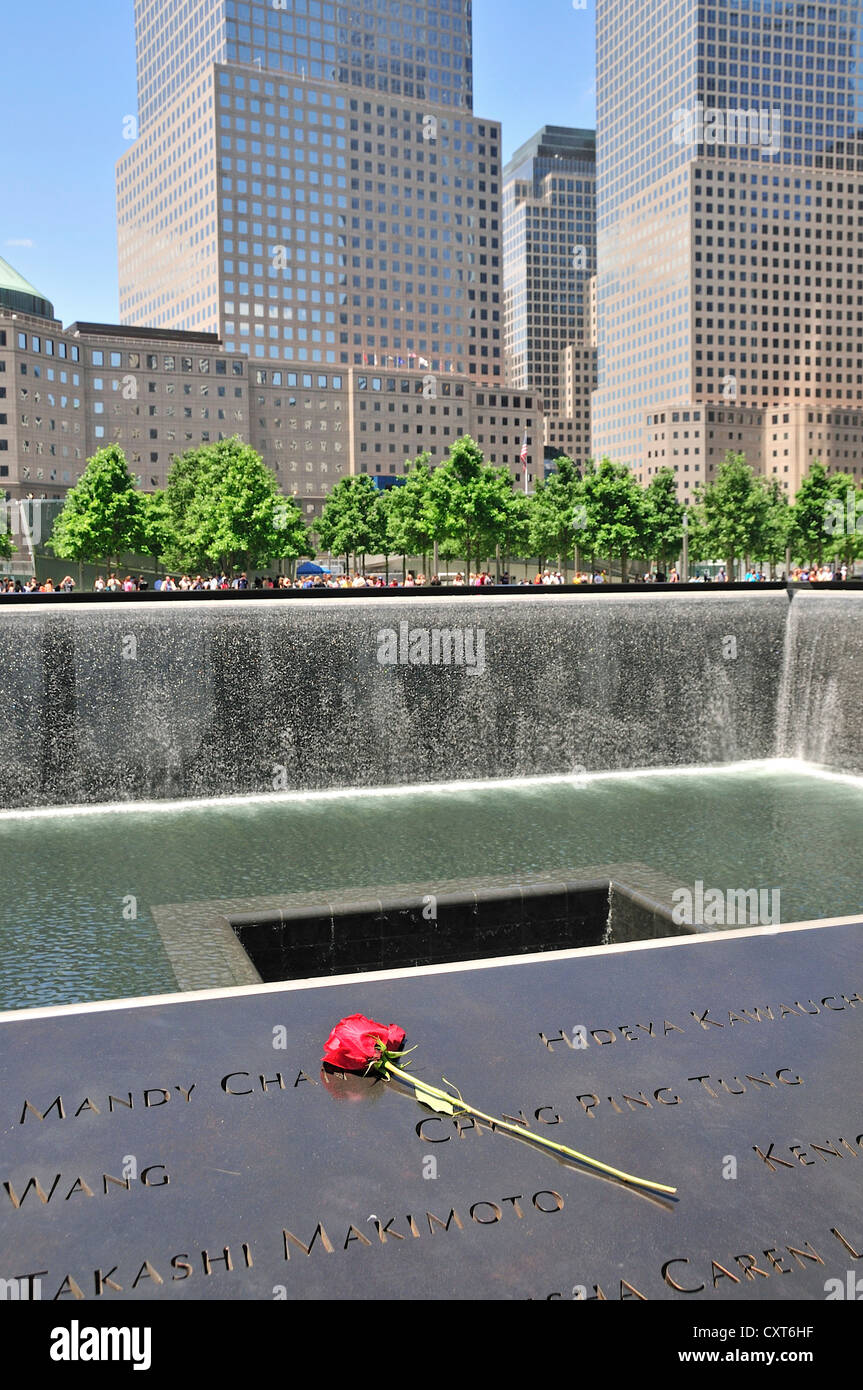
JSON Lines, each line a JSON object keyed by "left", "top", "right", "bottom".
{"left": 320, "top": 1066, "right": 388, "bottom": 1103}
{"left": 322, "top": 1014, "right": 406, "bottom": 1071}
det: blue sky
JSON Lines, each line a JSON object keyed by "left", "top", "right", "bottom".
{"left": 0, "top": 0, "right": 596, "bottom": 326}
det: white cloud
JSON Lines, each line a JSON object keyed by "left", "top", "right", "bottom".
{"left": 5, "top": 238, "right": 34, "bottom": 248}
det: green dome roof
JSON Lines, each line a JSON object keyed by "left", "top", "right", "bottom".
{"left": 0, "top": 255, "right": 54, "bottom": 320}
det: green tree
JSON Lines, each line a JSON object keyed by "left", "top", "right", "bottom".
{"left": 697, "top": 452, "right": 770, "bottom": 580}
{"left": 137, "top": 489, "right": 172, "bottom": 563}
{"left": 758, "top": 478, "right": 792, "bottom": 577}
{"left": 683, "top": 501, "right": 711, "bottom": 574}
{"left": 164, "top": 437, "right": 311, "bottom": 575}
{"left": 315, "top": 474, "right": 382, "bottom": 572}
{"left": 0, "top": 501, "right": 15, "bottom": 561}
{"left": 272, "top": 494, "right": 315, "bottom": 572}
{"left": 427, "top": 436, "right": 522, "bottom": 579}
{"left": 822, "top": 471, "right": 863, "bottom": 570}
{"left": 789, "top": 461, "right": 833, "bottom": 567}
{"left": 643, "top": 468, "right": 684, "bottom": 573}
{"left": 160, "top": 447, "right": 211, "bottom": 571}
{"left": 49, "top": 445, "right": 145, "bottom": 568}
{"left": 582, "top": 457, "right": 646, "bottom": 584}
{"left": 426, "top": 436, "right": 489, "bottom": 578}
{"left": 383, "top": 454, "right": 434, "bottom": 578}
{"left": 528, "top": 456, "right": 581, "bottom": 574}
{"left": 482, "top": 463, "right": 530, "bottom": 577}
{"left": 498, "top": 487, "right": 531, "bottom": 576}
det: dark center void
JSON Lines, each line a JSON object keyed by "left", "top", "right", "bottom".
{"left": 228, "top": 878, "right": 702, "bottom": 982}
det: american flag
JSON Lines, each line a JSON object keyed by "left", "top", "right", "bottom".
{"left": 520, "top": 431, "right": 529, "bottom": 494}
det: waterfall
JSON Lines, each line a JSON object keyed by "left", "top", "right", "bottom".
{"left": 0, "top": 588, "right": 844, "bottom": 810}
{"left": 778, "top": 590, "right": 863, "bottom": 774}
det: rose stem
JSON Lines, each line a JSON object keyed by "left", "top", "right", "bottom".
{"left": 380, "top": 1059, "right": 677, "bottom": 1197}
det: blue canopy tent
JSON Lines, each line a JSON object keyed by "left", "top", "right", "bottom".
{"left": 296, "top": 561, "right": 330, "bottom": 576}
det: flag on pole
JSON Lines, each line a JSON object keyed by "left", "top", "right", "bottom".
{"left": 520, "top": 430, "right": 529, "bottom": 493}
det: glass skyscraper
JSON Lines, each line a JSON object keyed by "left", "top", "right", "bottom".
{"left": 592, "top": 0, "right": 863, "bottom": 500}
{"left": 503, "top": 127, "right": 596, "bottom": 417}
{"left": 134, "top": 0, "right": 473, "bottom": 134}
{"left": 119, "top": 0, "right": 498, "bottom": 383}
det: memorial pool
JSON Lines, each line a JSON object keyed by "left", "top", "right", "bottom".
{"left": 3, "top": 759, "right": 862, "bottom": 1011}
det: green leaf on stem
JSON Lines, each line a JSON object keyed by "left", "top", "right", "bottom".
{"left": 417, "top": 1092, "right": 456, "bottom": 1115}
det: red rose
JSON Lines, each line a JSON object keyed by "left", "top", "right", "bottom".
{"left": 322, "top": 1014, "right": 406, "bottom": 1072}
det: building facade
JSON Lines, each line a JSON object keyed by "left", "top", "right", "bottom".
{"left": 133, "top": 0, "right": 474, "bottom": 134}
{"left": 1, "top": 260, "right": 540, "bottom": 534}
{"left": 118, "top": 2, "right": 500, "bottom": 384}
{"left": 503, "top": 126, "right": 597, "bottom": 464}
{"left": 592, "top": 0, "right": 863, "bottom": 501}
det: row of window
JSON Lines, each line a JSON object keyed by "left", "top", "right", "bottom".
{"left": 10, "top": 332, "right": 80, "bottom": 362}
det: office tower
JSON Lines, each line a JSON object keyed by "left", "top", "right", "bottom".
{"left": 503, "top": 126, "right": 597, "bottom": 464}
{"left": 134, "top": 0, "right": 473, "bottom": 133}
{"left": 592, "top": 0, "right": 863, "bottom": 502}
{"left": 118, "top": 0, "right": 500, "bottom": 393}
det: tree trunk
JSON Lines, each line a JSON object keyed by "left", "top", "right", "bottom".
{"left": 620, "top": 552, "right": 629, "bottom": 586}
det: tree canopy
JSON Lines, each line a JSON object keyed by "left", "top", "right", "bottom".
{"left": 49, "top": 446, "right": 146, "bottom": 566}
{"left": 163, "top": 437, "right": 311, "bottom": 573}
{"left": 315, "top": 474, "right": 383, "bottom": 568}
{"left": 693, "top": 452, "right": 771, "bottom": 577}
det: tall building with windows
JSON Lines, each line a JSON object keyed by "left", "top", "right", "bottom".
{"left": 118, "top": 1, "right": 500, "bottom": 387}
{"left": 502, "top": 127, "right": 597, "bottom": 464}
{"left": 592, "top": 0, "right": 863, "bottom": 503}
{"left": 134, "top": 0, "right": 473, "bottom": 132}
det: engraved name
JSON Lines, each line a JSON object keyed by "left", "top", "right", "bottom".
{"left": 539, "top": 991, "right": 862, "bottom": 1052}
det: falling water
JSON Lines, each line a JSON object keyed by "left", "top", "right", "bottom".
{"left": 777, "top": 590, "right": 863, "bottom": 774}
{"left": 0, "top": 591, "right": 793, "bottom": 809}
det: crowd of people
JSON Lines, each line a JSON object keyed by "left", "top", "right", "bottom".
{"left": 789, "top": 563, "right": 849, "bottom": 583}
{"left": 0, "top": 561, "right": 852, "bottom": 594}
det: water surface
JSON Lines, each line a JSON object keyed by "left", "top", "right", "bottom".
{"left": 2, "top": 761, "right": 861, "bottom": 1012}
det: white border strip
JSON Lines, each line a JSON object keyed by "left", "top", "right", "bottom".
{"left": 2, "top": 757, "right": 856, "bottom": 822}
{"left": 1, "top": 590, "right": 781, "bottom": 617}
{"left": 2, "top": 915, "right": 859, "bottom": 1026}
